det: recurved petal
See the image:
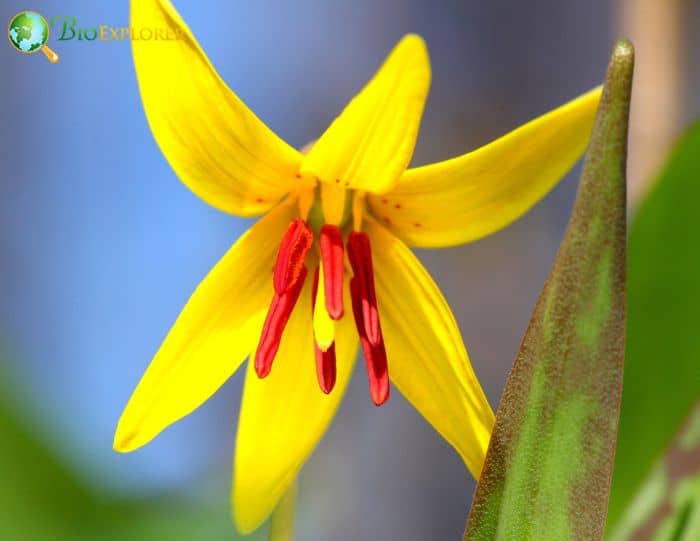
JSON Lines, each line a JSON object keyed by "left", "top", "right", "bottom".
{"left": 114, "top": 200, "right": 297, "bottom": 453}
{"left": 233, "top": 279, "right": 357, "bottom": 533}
{"left": 368, "top": 88, "right": 602, "bottom": 247}
{"left": 132, "top": 0, "right": 306, "bottom": 217}
{"left": 365, "top": 218, "right": 495, "bottom": 477}
{"left": 300, "top": 35, "right": 431, "bottom": 194}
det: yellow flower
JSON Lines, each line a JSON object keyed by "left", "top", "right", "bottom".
{"left": 115, "top": 0, "right": 601, "bottom": 533}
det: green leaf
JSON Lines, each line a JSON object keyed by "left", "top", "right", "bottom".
{"left": 607, "top": 121, "right": 700, "bottom": 533}
{"left": 607, "top": 400, "right": 700, "bottom": 541}
{"left": 464, "top": 40, "right": 632, "bottom": 541}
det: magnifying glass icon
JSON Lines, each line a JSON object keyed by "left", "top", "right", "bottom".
{"left": 8, "top": 11, "right": 60, "bottom": 64}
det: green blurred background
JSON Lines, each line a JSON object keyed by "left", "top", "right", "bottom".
{"left": 1, "top": 1, "right": 699, "bottom": 539}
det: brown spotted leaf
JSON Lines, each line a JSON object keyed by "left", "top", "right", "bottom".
{"left": 464, "top": 40, "right": 632, "bottom": 541}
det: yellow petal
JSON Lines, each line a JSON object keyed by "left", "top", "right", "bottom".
{"left": 300, "top": 35, "right": 431, "bottom": 194}
{"left": 368, "top": 87, "right": 602, "bottom": 247}
{"left": 233, "top": 279, "right": 357, "bottom": 533}
{"left": 365, "top": 218, "right": 495, "bottom": 477}
{"left": 114, "top": 200, "right": 297, "bottom": 452}
{"left": 132, "top": 0, "right": 307, "bottom": 217}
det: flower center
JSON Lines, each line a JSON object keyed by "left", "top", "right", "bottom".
{"left": 306, "top": 183, "right": 353, "bottom": 232}
{"left": 254, "top": 186, "right": 390, "bottom": 406}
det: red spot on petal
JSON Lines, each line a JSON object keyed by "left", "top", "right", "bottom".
{"left": 295, "top": 173, "right": 302, "bottom": 179}
{"left": 383, "top": 216, "right": 392, "bottom": 226}
{"left": 381, "top": 199, "right": 389, "bottom": 204}
{"left": 394, "top": 204, "right": 401, "bottom": 209}
{"left": 256, "top": 197, "right": 264, "bottom": 203}
{"left": 413, "top": 223, "right": 422, "bottom": 228}
{"left": 335, "top": 178, "right": 341, "bottom": 183}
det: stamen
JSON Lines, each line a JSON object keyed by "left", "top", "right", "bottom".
{"left": 256, "top": 267, "right": 307, "bottom": 378}
{"left": 312, "top": 268, "right": 337, "bottom": 393}
{"left": 319, "top": 225, "right": 344, "bottom": 319}
{"left": 352, "top": 191, "right": 366, "bottom": 232}
{"left": 350, "top": 277, "right": 389, "bottom": 406}
{"left": 346, "top": 232, "right": 380, "bottom": 345}
{"left": 315, "top": 342, "right": 337, "bottom": 394}
{"left": 273, "top": 219, "right": 314, "bottom": 294}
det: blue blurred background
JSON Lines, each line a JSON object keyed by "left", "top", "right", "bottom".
{"left": 1, "top": 1, "right": 698, "bottom": 539}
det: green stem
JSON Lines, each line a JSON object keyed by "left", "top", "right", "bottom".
{"left": 269, "top": 482, "right": 297, "bottom": 541}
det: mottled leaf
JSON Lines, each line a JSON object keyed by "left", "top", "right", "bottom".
{"left": 464, "top": 40, "right": 632, "bottom": 541}
{"left": 607, "top": 121, "right": 700, "bottom": 532}
{"left": 608, "top": 401, "right": 700, "bottom": 541}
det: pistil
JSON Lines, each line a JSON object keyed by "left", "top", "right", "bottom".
{"left": 312, "top": 268, "right": 337, "bottom": 393}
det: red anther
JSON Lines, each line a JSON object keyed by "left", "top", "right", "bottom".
{"left": 273, "top": 219, "right": 314, "bottom": 294}
{"left": 255, "top": 267, "right": 307, "bottom": 378}
{"left": 314, "top": 342, "right": 337, "bottom": 394}
{"left": 347, "top": 232, "right": 380, "bottom": 345}
{"left": 350, "top": 278, "right": 390, "bottom": 406}
{"left": 312, "top": 266, "right": 338, "bottom": 393}
{"left": 319, "top": 225, "right": 344, "bottom": 320}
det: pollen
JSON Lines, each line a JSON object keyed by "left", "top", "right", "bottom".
{"left": 273, "top": 219, "right": 314, "bottom": 294}
{"left": 255, "top": 219, "right": 313, "bottom": 378}
{"left": 311, "top": 268, "right": 337, "bottom": 393}
{"left": 256, "top": 267, "right": 307, "bottom": 378}
{"left": 319, "top": 225, "right": 344, "bottom": 319}
{"left": 312, "top": 263, "right": 337, "bottom": 351}
{"left": 347, "top": 232, "right": 390, "bottom": 406}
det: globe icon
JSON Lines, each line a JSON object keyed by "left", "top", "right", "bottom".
{"left": 7, "top": 11, "right": 59, "bottom": 63}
